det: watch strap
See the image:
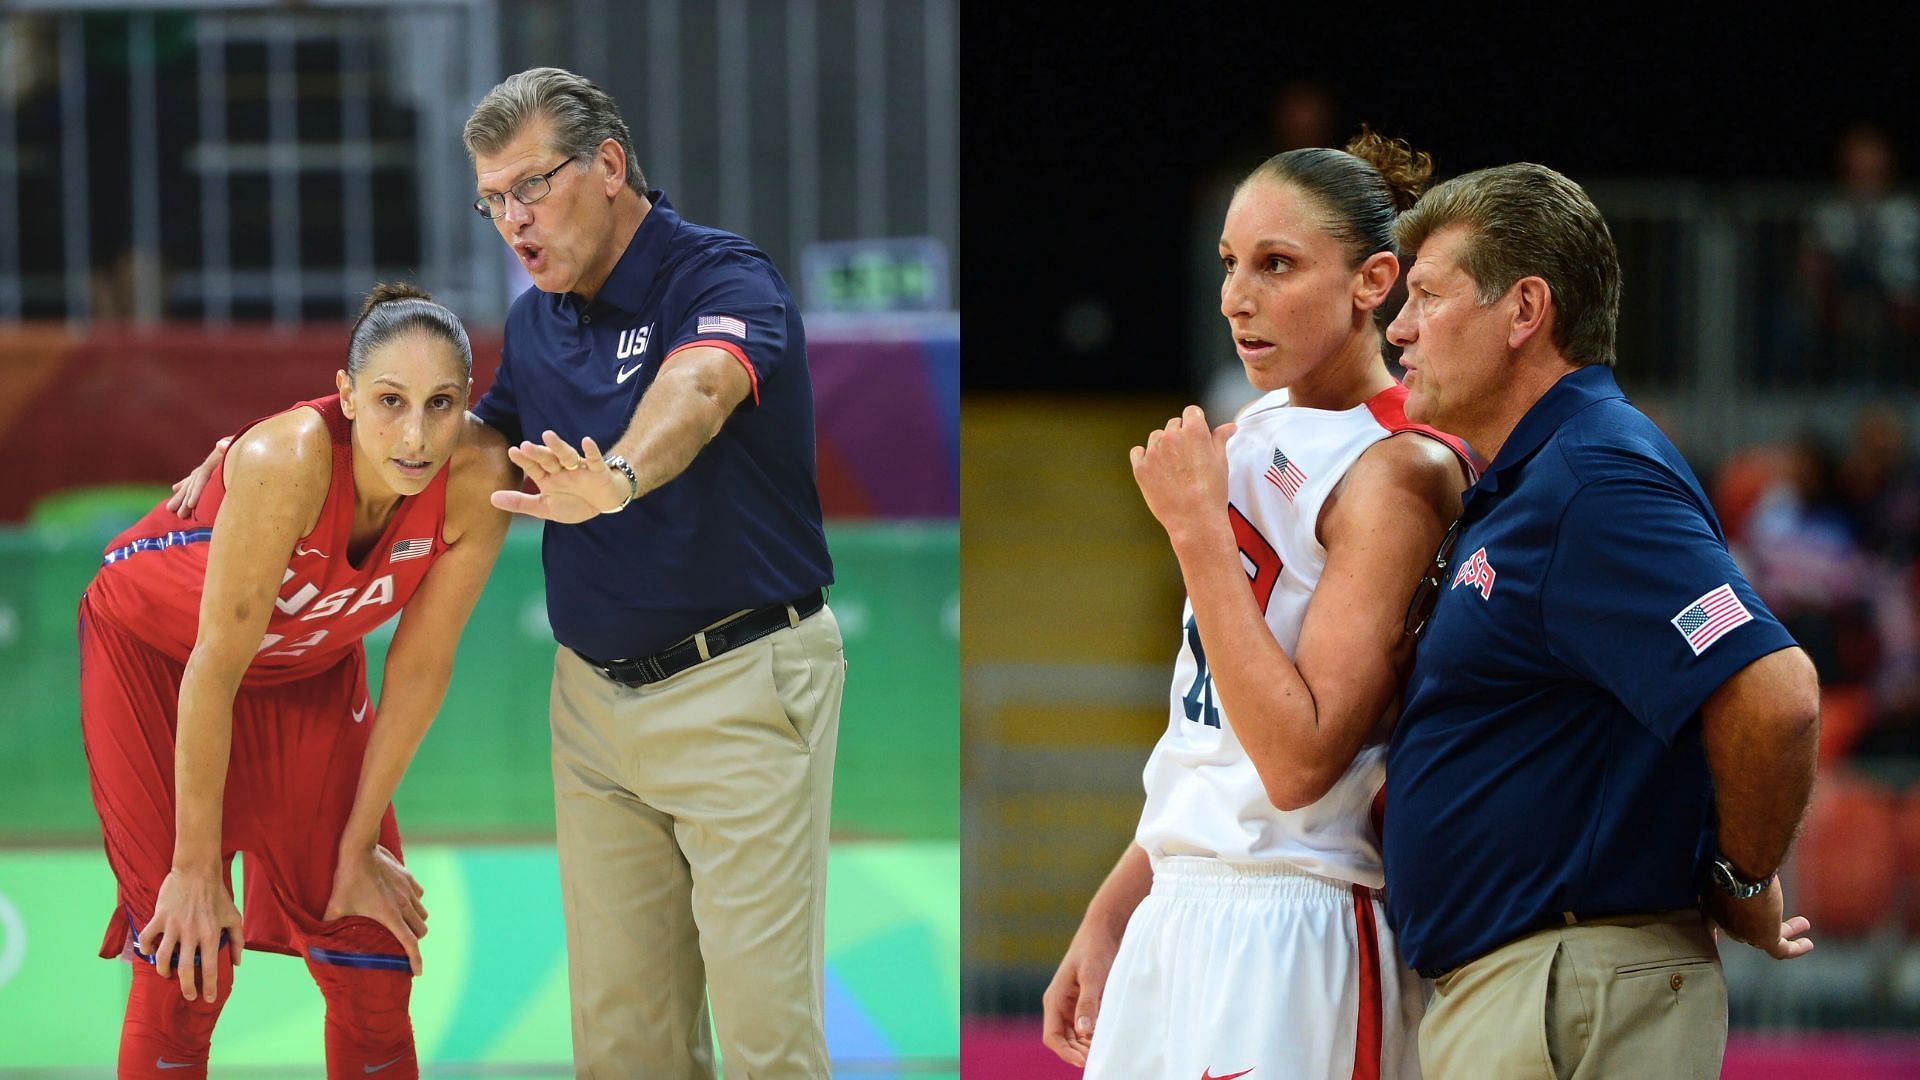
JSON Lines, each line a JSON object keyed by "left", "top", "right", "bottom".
{"left": 603, "top": 454, "right": 638, "bottom": 511}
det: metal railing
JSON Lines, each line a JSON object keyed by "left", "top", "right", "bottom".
{"left": 0, "top": 0, "right": 961, "bottom": 326}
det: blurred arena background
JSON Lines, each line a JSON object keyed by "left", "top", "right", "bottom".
{"left": 961, "top": 11, "right": 1920, "bottom": 1079}
{"left": 0, "top": 1, "right": 956, "bottom": 1076}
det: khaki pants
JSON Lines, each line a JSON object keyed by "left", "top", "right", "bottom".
{"left": 1420, "top": 912, "right": 1726, "bottom": 1080}
{"left": 548, "top": 605, "right": 844, "bottom": 1079}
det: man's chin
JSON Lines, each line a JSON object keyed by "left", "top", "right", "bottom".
{"left": 1404, "top": 393, "right": 1437, "bottom": 426}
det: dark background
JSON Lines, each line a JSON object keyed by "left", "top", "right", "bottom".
{"left": 960, "top": 9, "right": 1917, "bottom": 391}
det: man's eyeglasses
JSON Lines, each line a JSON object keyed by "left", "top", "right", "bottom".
{"left": 1403, "top": 518, "right": 1464, "bottom": 640}
{"left": 473, "top": 156, "right": 580, "bottom": 219}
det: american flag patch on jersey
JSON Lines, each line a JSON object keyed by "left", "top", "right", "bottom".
{"left": 1264, "top": 447, "right": 1307, "bottom": 501}
{"left": 696, "top": 314, "right": 748, "bottom": 340}
{"left": 390, "top": 537, "right": 433, "bottom": 563}
{"left": 1671, "top": 583, "right": 1753, "bottom": 656}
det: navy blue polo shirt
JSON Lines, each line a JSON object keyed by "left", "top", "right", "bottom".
{"left": 474, "top": 191, "right": 833, "bottom": 658}
{"left": 1384, "top": 365, "right": 1797, "bottom": 974}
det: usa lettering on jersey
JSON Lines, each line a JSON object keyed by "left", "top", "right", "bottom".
{"left": 1451, "top": 547, "right": 1496, "bottom": 600}
{"left": 259, "top": 571, "right": 396, "bottom": 656}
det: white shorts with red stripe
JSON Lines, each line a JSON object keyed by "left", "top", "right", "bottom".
{"left": 1085, "top": 857, "right": 1424, "bottom": 1080}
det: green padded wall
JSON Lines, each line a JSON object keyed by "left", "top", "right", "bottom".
{"left": 0, "top": 520, "right": 957, "bottom": 842}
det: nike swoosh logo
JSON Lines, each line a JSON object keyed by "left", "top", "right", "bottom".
{"left": 365, "top": 1057, "right": 405, "bottom": 1074}
{"left": 352, "top": 700, "right": 369, "bottom": 723}
{"left": 294, "top": 543, "right": 328, "bottom": 559}
{"left": 156, "top": 1060, "right": 197, "bottom": 1071}
{"left": 1201, "top": 1070, "right": 1254, "bottom": 1080}
{"left": 616, "top": 360, "right": 646, "bottom": 383}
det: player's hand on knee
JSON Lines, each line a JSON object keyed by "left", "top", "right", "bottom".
{"left": 325, "top": 844, "right": 427, "bottom": 975}
{"left": 141, "top": 867, "right": 245, "bottom": 1004}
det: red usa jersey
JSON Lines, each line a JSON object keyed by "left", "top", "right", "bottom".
{"left": 88, "top": 395, "right": 451, "bottom": 686}
{"left": 1134, "top": 383, "right": 1475, "bottom": 886}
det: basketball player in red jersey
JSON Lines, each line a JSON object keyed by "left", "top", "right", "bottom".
{"left": 79, "top": 283, "right": 515, "bottom": 1079}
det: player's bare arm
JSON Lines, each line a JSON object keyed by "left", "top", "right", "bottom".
{"left": 153, "top": 410, "right": 331, "bottom": 1003}
{"left": 1044, "top": 843, "right": 1153, "bottom": 1068}
{"left": 1132, "top": 407, "right": 1460, "bottom": 810}
{"left": 1699, "top": 645, "right": 1821, "bottom": 959}
{"left": 326, "top": 417, "right": 516, "bottom": 974}
{"left": 492, "top": 345, "right": 752, "bottom": 522}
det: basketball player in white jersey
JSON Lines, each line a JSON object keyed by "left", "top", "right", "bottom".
{"left": 1044, "top": 131, "right": 1477, "bottom": 1079}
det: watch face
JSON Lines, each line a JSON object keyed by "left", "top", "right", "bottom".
{"left": 1713, "top": 859, "right": 1763, "bottom": 898}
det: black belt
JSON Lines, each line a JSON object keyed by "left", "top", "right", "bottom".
{"left": 573, "top": 591, "right": 824, "bottom": 687}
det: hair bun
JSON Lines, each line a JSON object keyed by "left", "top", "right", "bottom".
{"left": 1345, "top": 127, "right": 1434, "bottom": 213}
{"left": 358, "top": 281, "right": 434, "bottom": 317}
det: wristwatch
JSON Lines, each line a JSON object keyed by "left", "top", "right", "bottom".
{"left": 1708, "top": 854, "right": 1774, "bottom": 901}
{"left": 602, "top": 454, "right": 639, "bottom": 511}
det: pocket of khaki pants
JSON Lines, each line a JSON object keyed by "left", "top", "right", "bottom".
{"left": 1543, "top": 940, "right": 1586, "bottom": 1080}
{"left": 1613, "top": 955, "right": 1714, "bottom": 979}
{"left": 765, "top": 631, "right": 815, "bottom": 748}
{"left": 1594, "top": 956, "right": 1725, "bottom": 1077}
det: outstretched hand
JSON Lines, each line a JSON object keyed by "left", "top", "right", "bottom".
{"left": 491, "top": 430, "right": 628, "bottom": 523}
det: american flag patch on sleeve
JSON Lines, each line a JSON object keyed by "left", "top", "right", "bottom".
{"left": 696, "top": 314, "right": 748, "bottom": 340}
{"left": 1670, "top": 583, "right": 1753, "bottom": 656}
{"left": 390, "top": 537, "right": 433, "bottom": 563}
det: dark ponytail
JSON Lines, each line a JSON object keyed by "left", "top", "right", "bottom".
{"left": 346, "top": 282, "right": 473, "bottom": 380}
{"left": 1240, "top": 126, "right": 1434, "bottom": 264}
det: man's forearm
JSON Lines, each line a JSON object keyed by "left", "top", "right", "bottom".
{"left": 1701, "top": 647, "right": 1821, "bottom": 878}
{"left": 609, "top": 361, "right": 738, "bottom": 499}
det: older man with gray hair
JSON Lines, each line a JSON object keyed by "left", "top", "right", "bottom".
{"left": 465, "top": 67, "right": 841, "bottom": 1077}
{"left": 1382, "top": 162, "right": 1820, "bottom": 1078}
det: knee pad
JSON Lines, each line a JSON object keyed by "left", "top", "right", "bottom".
{"left": 307, "top": 930, "right": 417, "bottom": 1080}
{"left": 119, "top": 950, "right": 234, "bottom": 1079}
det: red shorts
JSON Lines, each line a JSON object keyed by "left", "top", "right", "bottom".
{"left": 78, "top": 594, "right": 405, "bottom": 965}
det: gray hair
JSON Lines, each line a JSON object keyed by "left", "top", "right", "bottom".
{"left": 347, "top": 282, "right": 473, "bottom": 380}
{"left": 463, "top": 67, "right": 647, "bottom": 196}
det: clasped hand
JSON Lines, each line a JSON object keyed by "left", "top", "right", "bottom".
{"left": 1130, "top": 405, "right": 1238, "bottom": 546}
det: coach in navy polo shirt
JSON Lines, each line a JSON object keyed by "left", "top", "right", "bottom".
{"left": 465, "top": 69, "right": 843, "bottom": 1077}
{"left": 1382, "top": 164, "right": 1821, "bottom": 1079}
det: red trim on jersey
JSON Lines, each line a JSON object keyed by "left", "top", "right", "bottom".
{"left": 1350, "top": 884, "right": 1384, "bottom": 1080}
{"left": 1363, "top": 383, "right": 1482, "bottom": 485}
{"left": 663, "top": 339, "right": 760, "bottom": 406}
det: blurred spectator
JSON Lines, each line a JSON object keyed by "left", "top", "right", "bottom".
{"left": 1720, "top": 412, "right": 1920, "bottom": 759}
{"left": 1741, "top": 431, "right": 1874, "bottom": 681}
{"left": 1838, "top": 403, "right": 1920, "bottom": 560}
{"left": 1801, "top": 122, "right": 1920, "bottom": 381}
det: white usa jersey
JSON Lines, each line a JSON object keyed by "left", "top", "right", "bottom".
{"left": 1135, "top": 382, "right": 1474, "bottom": 886}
